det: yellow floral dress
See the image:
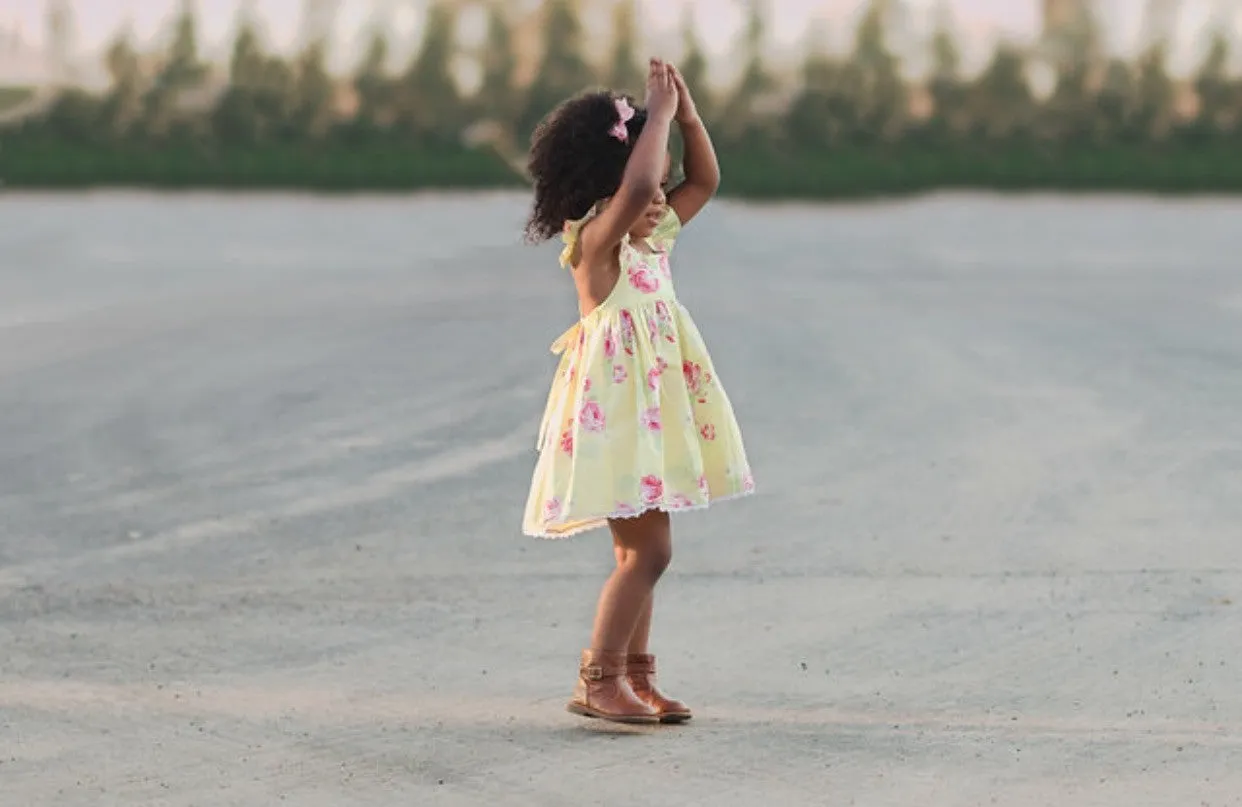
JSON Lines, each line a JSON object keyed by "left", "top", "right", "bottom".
{"left": 523, "top": 205, "right": 754, "bottom": 538}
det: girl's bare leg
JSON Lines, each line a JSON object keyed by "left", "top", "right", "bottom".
{"left": 616, "top": 534, "right": 654, "bottom": 655}
{"left": 612, "top": 518, "right": 691, "bottom": 722}
{"left": 567, "top": 511, "right": 671, "bottom": 724}
{"left": 588, "top": 510, "right": 671, "bottom": 652}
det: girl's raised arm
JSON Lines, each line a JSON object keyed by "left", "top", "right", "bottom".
{"left": 666, "top": 65, "right": 720, "bottom": 226}
{"left": 580, "top": 61, "right": 679, "bottom": 262}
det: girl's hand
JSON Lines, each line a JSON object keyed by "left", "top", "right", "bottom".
{"left": 644, "top": 58, "right": 678, "bottom": 123}
{"left": 669, "top": 65, "right": 700, "bottom": 125}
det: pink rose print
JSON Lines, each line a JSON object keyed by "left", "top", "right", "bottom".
{"left": 583, "top": 377, "right": 592, "bottom": 394}
{"left": 698, "top": 475, "right": 710, "bottom": 496}
{"left": 683, "top": 360, "right": 702, "bottom": 392}
{"left": 579, "top": 400, "right": 606, "bottom": 433}
{"left": 700, "top": 423, "right": 717, "bottom": 441}
{"left": 654, "top": 301, "right": 676, "bottom": 343}
{"left": 619, "top": 310, "right": 636, "bottom": 356}
{"left": 543, "top": 497, "right": 563, "bottom": 522}
{"left": 559, "top": 429, "right": 574, "bottom": 455}
{"left": 640, "top": 406, "right": 662, "bottom": 432}
{"left": 627, "top": 266, "right": 660, "bottom": 294}
{"left": 743, "top": 472, "right": 756, "bottom": 493}
{"left": 646, "top": 356, "right": 669, "bottom": 390}
{"left": 639, "top": 475, "right": 664, "bottom": 505}
{"left": 613, "top": 501, "right": 637, "bottom": 518}
{"left": 603, "top": 326, "right": 616, "bottom": 359}
{"left": 646, "top": 314, "right": 658, "bottom": 343}
{"left": 669, "top": 493, "right": 694, "bottom": 509}
{"left": 612, "top": 364, "right": 628, "bottom": 384}
{"left": 658, "top": 254, "right": 671, "bottom": 279}
{"left": 683, "top": 360, "right": 713, "bottom": 403}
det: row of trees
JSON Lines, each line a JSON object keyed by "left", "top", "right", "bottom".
{"left": 8, "top": 0, "right": 1242, "bottom": 193}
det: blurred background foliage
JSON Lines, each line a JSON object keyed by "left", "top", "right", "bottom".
{"left": 3, "top": 0, "right": 1242, "bottom": 197}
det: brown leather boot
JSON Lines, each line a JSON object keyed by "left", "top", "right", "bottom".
{"left": 566, "top": 649, "right": 659, "bottom": 724}
{"left": 627, "top": 653, "right": 692, "bottom": 723}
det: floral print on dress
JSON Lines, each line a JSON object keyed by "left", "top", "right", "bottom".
{"left": 640, "top": 475, "right": 664, "bottom": 505}
{"left": 646, "top": 356, "right": 668, "bottom": 391}
{"left": 654, "top": 301, "right": 676, "bottom": 343}
{"left": 523, "top": 206, "right": 754, "bottom": 539}
{"left": 628, "top": 265, "right": 661, "bottom": 294}
{"left": 579, "top": 400, "right": 606, "bottom": 433}
{"left": 603, "top": 326, "right": 617, "bottom": 359}
{"left": 683, "top": 360, "right": 713, "bottom": 404}
{"left": 619, "top": 310, "right": 636, "bottom": 356}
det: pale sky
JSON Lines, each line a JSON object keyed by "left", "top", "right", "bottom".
{"left": 0, "top": 0, "right": 1229, "bottom": 82}
{"left": 0, "top": 0, "right": 1057, "bottom": 55}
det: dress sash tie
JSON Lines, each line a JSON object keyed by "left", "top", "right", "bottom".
{"left": 535, "top": 321, "right": 582, "bottom": 451}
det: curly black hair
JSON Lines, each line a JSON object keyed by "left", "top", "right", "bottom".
{"left": 524, "top": 90, "right": 649, "bottom": 243}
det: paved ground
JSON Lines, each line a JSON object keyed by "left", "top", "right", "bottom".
{"left": 1, "top": 192, "right": 1240, "bottom": 806}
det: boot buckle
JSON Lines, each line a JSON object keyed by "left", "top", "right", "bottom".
{"left": 581, "top": 665, "right": 604, "bottom": 680}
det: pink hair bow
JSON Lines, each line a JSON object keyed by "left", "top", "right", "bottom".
{"left": 608, "top": 97, "right": 635, "bottom": 143}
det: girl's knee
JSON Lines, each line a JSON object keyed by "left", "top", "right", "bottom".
{"left": 627, "top": 540, "right": 671, "bottom": 580}
{"left": 651, "top": 541, "right": 673, "bottom": 578}
{"left": 612, "top": 511, "right": 672, "bottom": 579}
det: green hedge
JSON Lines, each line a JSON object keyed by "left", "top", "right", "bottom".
{"left": 5, "top": 137, "right": 1242, "bottom": 198}
{"left": 0, "top": 139, "right": 524, "bottom": 191}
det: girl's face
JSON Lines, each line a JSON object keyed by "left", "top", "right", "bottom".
{"left": 627, "top": 152, "right": 673, "bottom": 240}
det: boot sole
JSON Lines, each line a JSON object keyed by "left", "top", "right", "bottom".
{"left": 566, "top": 701, "right": 660, "bottom": 724}
{"left": 659, "top": 712, "right": 692, "bottom": 724}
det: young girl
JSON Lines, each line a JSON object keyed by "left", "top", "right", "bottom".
{"left": 522, "top": 60, "right": 754, "bottom": 725}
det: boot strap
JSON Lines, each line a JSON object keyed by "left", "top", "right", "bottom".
{"left": 580, "top": 655, "right": 626, "bottom": 679}
{"left": 626, "top": 654, "right": 656, "bottom": 675}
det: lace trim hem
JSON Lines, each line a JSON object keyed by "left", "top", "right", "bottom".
{"left": 524, "top": 486, "right": 755, "bottom": 540}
